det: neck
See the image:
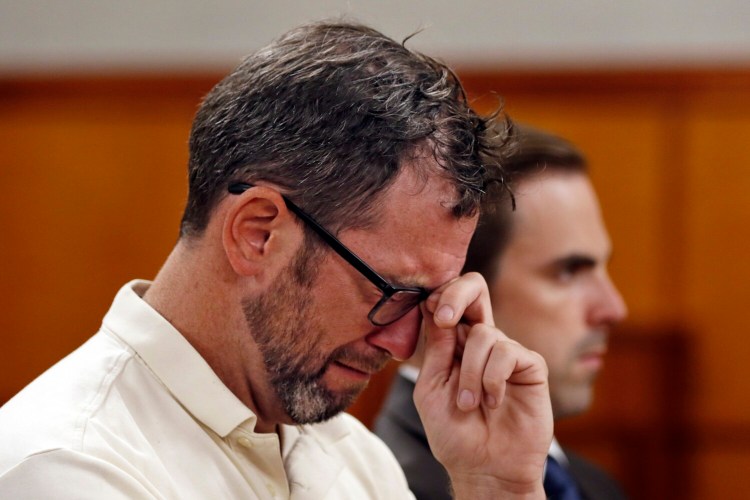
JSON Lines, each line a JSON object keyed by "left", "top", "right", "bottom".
{"left": 143, "top": 237, "right": 285, "bottom": 433}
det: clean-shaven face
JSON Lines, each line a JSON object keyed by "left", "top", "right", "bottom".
{"left": 490, "top": 171, "right": 627, "bottom": 419}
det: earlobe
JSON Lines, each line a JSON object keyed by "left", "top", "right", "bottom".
{"left": 222, "top": 187, "right": 296, "bottom": 277}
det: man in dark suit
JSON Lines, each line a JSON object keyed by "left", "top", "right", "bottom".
{"left": 375, "top": 124, "right": 629, "bottom": 500}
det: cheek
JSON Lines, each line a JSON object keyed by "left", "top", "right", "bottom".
{"left": 493, "top": 283, "right": 582, "bottom": 362}
{"left": 309, "top": 261, "right": 377, "bottom": 347}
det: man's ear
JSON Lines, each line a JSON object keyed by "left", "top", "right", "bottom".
{"left": 222, "top": 186, "right": 299, "bottom": 278}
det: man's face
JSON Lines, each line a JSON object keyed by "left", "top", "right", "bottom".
{"left": 245, "top": 166, "right": 477, "bottom": 425}
{"left": 490, "top": 171, "right": 627, "bottom": 420}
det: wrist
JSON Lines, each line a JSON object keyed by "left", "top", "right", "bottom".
{"left": 449, "top": 474, "right": 545, "bottom": 500}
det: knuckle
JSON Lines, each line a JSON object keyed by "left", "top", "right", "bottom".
{"left": 459, "top": 367, "right": 483, "bottom": 389}
{"left": 468, "top": 323, "right": 496, "bottom": 342}
{"left": 531, "top": 350, "right": 549, "bottom": 375}
{"left": 482, "top": 372, "right": 503, "bottom": 393}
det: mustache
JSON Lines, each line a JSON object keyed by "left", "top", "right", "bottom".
{"left": 326, "top": 343, "right": 391, "bottom": 375}
{"left": 281, "top": 338, "right": 391, "bottom": 385}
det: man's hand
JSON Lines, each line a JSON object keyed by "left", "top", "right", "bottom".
{"left": 414, "top": 272, "right": 553, "bottom": 499}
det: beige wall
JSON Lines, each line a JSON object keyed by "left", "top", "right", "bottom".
{"left": 1, "top": 0, "right": 750, "bottom": 72}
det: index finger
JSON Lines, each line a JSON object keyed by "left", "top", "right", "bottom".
{"left": 424, "top": 272, "right": 495, "bottom": 329}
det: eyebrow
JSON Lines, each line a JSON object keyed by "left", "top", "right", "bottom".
{"left": 552, "top": 254, "right": 598, "bottom": 270}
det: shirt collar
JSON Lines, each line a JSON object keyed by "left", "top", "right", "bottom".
{"left": 397, "top": 363, "right": 420, "bottom": 383}
{"left": 101, "top": 279, "right": 254, "bottom": 437}
{"left": 549, "top": 436, "right": 568, "bottom": 464}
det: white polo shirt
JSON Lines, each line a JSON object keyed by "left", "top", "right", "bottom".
{"left": 0, "top": 280, "right": 413, "bottom": 500}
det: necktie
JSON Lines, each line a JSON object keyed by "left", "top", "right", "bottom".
{"left": 543, "top": 455, "right": 583, "bottom": 500}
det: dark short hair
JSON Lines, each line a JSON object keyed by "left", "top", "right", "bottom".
{"left": 180, "top": 20, "right": 510, "bottom": 238}
{"left": 462, "top": 124, "right": 587, "bottom": 280}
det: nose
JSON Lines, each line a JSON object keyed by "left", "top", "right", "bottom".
{"left": 589, "top": 272, "right": 628, "bottom": 327}
{"left": 365, "top": 307, "right": 422, "bottom": 361}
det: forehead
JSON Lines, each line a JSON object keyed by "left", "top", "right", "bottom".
{"left": 339, "top": 167, "right": 477, "bottom": 288}
{"left": 504, "top": 171, "right": 611, "bottom": 263}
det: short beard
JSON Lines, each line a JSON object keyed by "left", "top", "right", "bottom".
{"left": 242, "top": 240, "right": 369, "bottom": 424}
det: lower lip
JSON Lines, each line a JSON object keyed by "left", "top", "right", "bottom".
{"left": 579, "top": 354, "right": 604, "bottom": 371}
{"left": 330, "top": 361, "right": 371, "bottom": 382}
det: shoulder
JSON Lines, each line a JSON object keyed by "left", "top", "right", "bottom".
{"left": 0, "top": 447, "right": 156, "bottom": 499}
{"left": 566, "top": 449, "right": 628, "bottom": 500}
{"left": 0, "top": 332, "right": 136, "bottom": 471}
{"left": 0, "top": 329, "right": 188, "bottom": 485}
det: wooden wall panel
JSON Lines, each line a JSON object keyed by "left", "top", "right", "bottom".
{"left": 683, "top": 90, "right": 750, "bottom": 424}
{"left": 498, "top": 95, "right": 680, "bottom": 322}
{"left": 692, "top": 450, "right": 750, "bottom": 500}
{"left": 0, "top": 79, "right": 212, "bottom": 401}
{"left": 2, "top": 70, "right": 750, "bottom": 499}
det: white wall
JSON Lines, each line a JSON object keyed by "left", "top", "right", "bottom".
{"left": 2, "top": 0, "right": 749, "bottom": 74}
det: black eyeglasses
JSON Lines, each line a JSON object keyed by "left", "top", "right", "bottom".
{"left": 228, "top": 183, "right": 430, "bottom": 326}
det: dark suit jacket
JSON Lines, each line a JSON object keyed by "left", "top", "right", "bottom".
{"left": 374, "top": 373, "right": 627, "bottom": 500}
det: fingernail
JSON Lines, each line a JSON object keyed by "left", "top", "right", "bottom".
{"left": 437, "top": 305, "right": 454, "bottom": 322}
{"left": 485, "top": 394, "right": 497, "bottom": 408}
{"left": 458, "top": 389, "right": 474, "bottom": 409}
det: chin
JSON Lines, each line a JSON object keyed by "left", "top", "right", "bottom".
{"left": 551, "top": 389, "right": 594, "bottom": 420}
{"left": 284, "top": 380, "right": 365, "bottom": 425}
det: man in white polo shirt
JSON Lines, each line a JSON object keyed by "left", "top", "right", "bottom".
{"left": 0, "top": 21, "right": 552, "bottom": 499}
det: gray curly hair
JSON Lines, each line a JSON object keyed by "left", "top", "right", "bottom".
{"left": 181, "top": 20, "right": 511, "bottom": 238}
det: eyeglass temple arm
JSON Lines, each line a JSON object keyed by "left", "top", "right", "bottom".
{"left": 229, "top": 183, "right": 393, "bottom": 292}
